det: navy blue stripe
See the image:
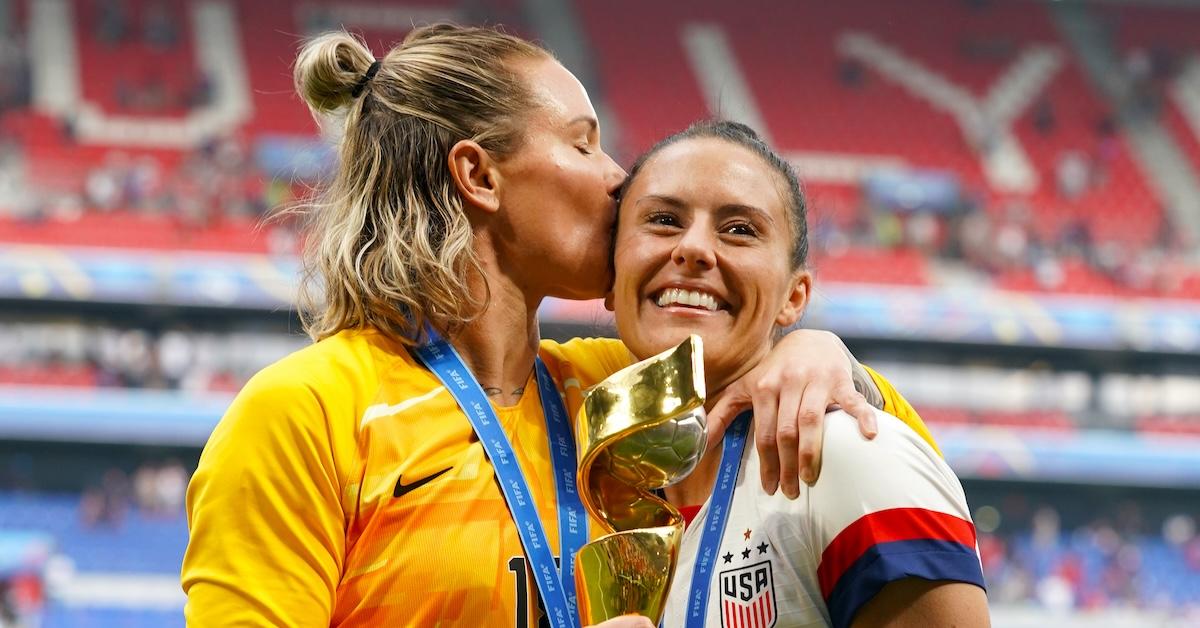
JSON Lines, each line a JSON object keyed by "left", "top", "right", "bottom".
{"left": 826, "top": 538, "right": 986, "bottom": 628}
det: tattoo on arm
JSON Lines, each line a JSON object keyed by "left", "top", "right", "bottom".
{"left": 841, "top": 344, "right": 884, "bottom": 410}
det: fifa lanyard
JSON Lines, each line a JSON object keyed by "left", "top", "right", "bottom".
{"left": 684, "top": 411, "right": 752, "bottom": 628}
{"left": 414, "top": 325, "right": 587, "bottom": 628}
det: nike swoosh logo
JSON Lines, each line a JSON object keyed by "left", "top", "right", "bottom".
{"left": 394, "top": 467, "right": 453, "bottom": 499}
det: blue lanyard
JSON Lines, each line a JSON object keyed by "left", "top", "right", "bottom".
{"left": 413, "top": 325, "right": 587, "bottom": 628}
{"left": 684, "top": 411, "right": 751, "bottom": 628}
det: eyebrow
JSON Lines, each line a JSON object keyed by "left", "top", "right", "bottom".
{"left": 636, "top": 194, "right": 686, "bottom": 209}
{"left": 566, "top": 115, "right": 599, "bottom": 132}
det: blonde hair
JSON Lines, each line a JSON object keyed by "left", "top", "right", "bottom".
{"left": 291, "top": 25, "right": 548, "bottom": 343}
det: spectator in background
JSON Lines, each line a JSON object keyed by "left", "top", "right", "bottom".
{"left": 133, "top": 460, "right": 188, "bottom": 517}
{"left": 96, "top": 0, "right": 129, "bottom": 45}
{"left": 186, "top": 71, "right": 215, "bottom": 109}
{"left": 0, "top": 31, "right": 31, "bottom": 113}
{"left": 156, "top": 460, "right": 188, "bottom": 515}
{"left": 1033, "top": 98, "right": 1056, "bottom": 135}
{"left": 84, "top": 154, "right": 126, "bottom": 211}
{"left": 1056, "top": 150, "right": 1091, "bottom": 200}
{"left": 0, "top": 579, "right": 17, "bottom": 628}
{"left": 143, "top": 0, "right": 179, "bottom": 51}
{"left": 80, "top": 468, "right": 129, "bottom": 528}
{"left": 838, "top": 57, "right": 866, "bottom": 88}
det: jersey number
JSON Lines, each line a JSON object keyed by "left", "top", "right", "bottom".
{"left": 507, "top": 555, "right": 561, "bottom": 628}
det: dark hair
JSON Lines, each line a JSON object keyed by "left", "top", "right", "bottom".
{"left": 617, "top": 120, "right": 809, "bottom": 268}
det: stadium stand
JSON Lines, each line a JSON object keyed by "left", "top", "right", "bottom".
{"left": 628, "top": 0, "right": 1200, "bottom": 299}
{"left": 0, "top": 0, "right": 1197, "bottom": 297}
{"left": 577, "top": 0, "right": 1177, "bottom": 276}
{"left": 2, "top": 0, "right": 1200, "bottom": 625}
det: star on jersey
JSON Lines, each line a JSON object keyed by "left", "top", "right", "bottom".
{"left": 723, "top": 552, "right": 734, "bottom": 564}
{"left": 743, "top": 528, "right": 752, "bottom": 540}
{"left": 757, "top": 541, "right": 769, "bottom": 555}
{"left": 741, "top": 547, "right": 751, "bottom": 559}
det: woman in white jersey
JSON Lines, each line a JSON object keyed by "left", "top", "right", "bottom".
{"left": 607, "top": 121, "right": 989, "bottom": 627}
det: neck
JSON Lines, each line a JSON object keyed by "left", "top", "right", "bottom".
{"left": 438, "top": 233, "right": 543, "bottom": 407}
{"left": 665, "top": 387, "right": 736, "bottom": 508}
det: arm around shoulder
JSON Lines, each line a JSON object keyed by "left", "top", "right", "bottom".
{"left": 183, "top": 365, "right": 347, "bottom": 626}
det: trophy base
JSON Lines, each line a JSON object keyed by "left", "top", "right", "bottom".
{"left": 574, "top": 525, "right": 683, "bottom": 625}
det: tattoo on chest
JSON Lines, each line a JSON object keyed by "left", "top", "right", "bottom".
{"left": 484, "top": 386, "right": 526, "bottom": 398}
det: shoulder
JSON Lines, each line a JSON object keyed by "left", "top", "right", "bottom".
{"left": 807, "top": 408, "right": 971, "bottom": 541}
{"left": 219, "top": 329, "right": 419, "bottom": 438}
{"left": 808, "top": 411, "right": 984, "bottom": 626}
{"left": 820, "top": 408, "right": 944, "bottom": 473}
{"left": 241, "top": 328, "right": 414, "bottom": 402}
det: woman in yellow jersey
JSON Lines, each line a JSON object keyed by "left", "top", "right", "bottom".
{"left": 183, "top": 25, "right": 932, "bottom": 627}
{"left": 609, "top": 121, "right": 988, "bottom": 627}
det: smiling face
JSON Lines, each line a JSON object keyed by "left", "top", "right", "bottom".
{"left": 610, "top": 137, "right": 812, "bottom": 392}
{"left": 493, "top": 57, "right": 627, "bottom": 301}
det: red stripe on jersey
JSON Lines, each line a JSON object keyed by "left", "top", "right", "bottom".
{"left": 817, "top": 507, "right": 976, "bottom": 599}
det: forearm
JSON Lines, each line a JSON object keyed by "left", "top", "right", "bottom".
{"left": 849, "top": 357, "right": 884, "bottom": 409}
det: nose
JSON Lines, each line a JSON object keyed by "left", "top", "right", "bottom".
{"left": 603, "top": 152, "right": 628, "bottom": 197}
{"left": 672, "top": 223, "right": 717, "bottom": 271}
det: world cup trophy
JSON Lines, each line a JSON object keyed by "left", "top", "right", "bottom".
{"left": 574, "top": 335, "right": 708, "bottom": 625}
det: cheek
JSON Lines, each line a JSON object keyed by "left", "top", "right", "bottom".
{"left": 613, "top": 238, "right": 655, "bottom": 302}
{"left": 612, "top": 252, "right": 640, "bottom": 303}
{"left": 739, "top": 264, "right": 791, "bottom": 324}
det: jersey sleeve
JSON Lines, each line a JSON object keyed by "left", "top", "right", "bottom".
{"left": 861, "top": 364, "right": 941, "bottom": 455}
{"left": 539, "top": 336, "right": 635, "bottom": 389}
{"left": 805, "top": 410, "right": 984, "bottom": 628}
{"left": 182, "top": 363, "right": 347, "bottom": 627}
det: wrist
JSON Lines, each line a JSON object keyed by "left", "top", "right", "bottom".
{"left": 838, "top": 340, "right": 884, "bottom": 410}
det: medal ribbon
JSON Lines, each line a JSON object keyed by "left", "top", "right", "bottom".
{"left": 415, "top": 325, "right": 587, "bottom": 628}
{"left": 684, "top": 411, "right": 752, "bottom": 628}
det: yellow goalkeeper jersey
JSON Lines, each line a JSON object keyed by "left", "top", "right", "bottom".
{"left": 182, "top": 328, "right": 932, "bottom": 627}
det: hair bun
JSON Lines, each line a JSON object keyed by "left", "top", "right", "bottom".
{"left": 294, "top": 31, "right": 377, "bottom": 114}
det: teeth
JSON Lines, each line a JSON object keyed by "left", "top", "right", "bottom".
{"left": 655, "top": 288, "right": 720, "bottom": 311}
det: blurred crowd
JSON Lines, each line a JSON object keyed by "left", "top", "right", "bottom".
{"left": 4, "top": 133, "right": 302, "bottom": 251}
{"left": 0, "top": 322, "right": 307, "bottom": 393}
{"left": 79, "top": 460, "right": 189, "bottom": 529}
{"left": 0, "top": 9, "right": 301, "bottom": 244}
{"left": 811, "top": 188, "right": 1195, "bottom": 295}
{"left": 976, "top": 495, "right": 1200, "bottom": 615}
{"left": 0, "top": 1, "right": 1196, "bottom": 297}
{"left": 818, "top": 0, "right": 1200, "bottom": 297}
{"left": 90, "top": 0, "right": 214, "bottom": 114}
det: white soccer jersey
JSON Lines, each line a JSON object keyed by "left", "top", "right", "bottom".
{"left": 661, "top": 409, "right": 984, "bottom": 628}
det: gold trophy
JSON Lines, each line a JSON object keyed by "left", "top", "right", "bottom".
{"left": 574, "top": 335, "right": 708, "bottom": 625}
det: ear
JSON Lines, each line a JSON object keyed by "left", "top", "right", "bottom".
{"left": 448, "top": 140, "right": 501, "bottom": 214}
{"left": 774, "top": 269, "right": 812, "bottom": 328}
